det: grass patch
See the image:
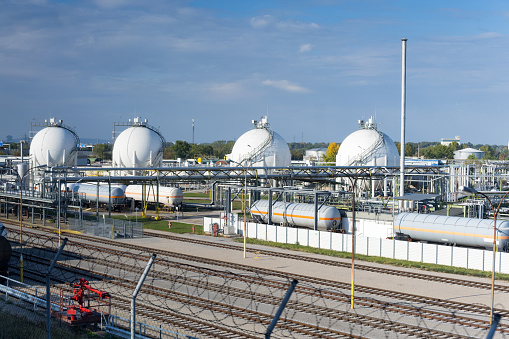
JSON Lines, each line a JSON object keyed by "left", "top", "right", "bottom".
{"left": 183, "top": 199, "right": 211, "bottom": 204}
{"left": 183, "top": 192, "right": 210, "bottom": 198}
{"left": 111, "top": 214, "right": 203, "bottom": 234}
{"left": 236, "top": 238, "right": 509, "bottom": 282}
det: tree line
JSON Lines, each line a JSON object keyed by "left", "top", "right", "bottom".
{"left": 84, "top": 140, "right": 508, "bottom": 162}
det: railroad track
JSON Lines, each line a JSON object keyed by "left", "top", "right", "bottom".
{"left": 9, "top": 245, "right": 485, "bottom": 338}
{"left": 6, "top": 223, "right": 509, "bottom": 320}
{"left": 4, "top": 225, "right": 504, "bottom": 338}
{"left": 144, "top": 230, "right": 509, "bottom": 293}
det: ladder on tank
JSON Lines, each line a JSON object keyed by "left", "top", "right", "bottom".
{"left": 237, "top": 128, "right": 274, "bottom": 166}
{"left": 345, "top": 129, "right": 385, "bottom": 166}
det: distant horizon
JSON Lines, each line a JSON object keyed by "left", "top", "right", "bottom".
{"left": 1, "top": 134, "right": 507, "bottom": 149}
{"left": 1, "top": 2, "right": 509, "bottom": 146}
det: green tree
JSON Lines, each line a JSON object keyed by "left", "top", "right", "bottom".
{"left": 394, "top": 142, "right": 416, "bottom": 157}
{"left": 322, "top": 142, "right": 339, "bottom": 162}
{"left": 92, "top": 143, "right": 112, "bottom": 160}
{"left": 190, "top": 144, "right": 214, "bottom": 158}
{"left": 422, "top": 144, "right": 454, "bottom": 159}
{"left": 173, "top": 140, "right": 191, "bottom": 159}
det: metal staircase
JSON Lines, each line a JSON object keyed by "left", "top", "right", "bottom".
{"left": 238, "top": 128, "right": 273, "bottom": 165}
{"left": 345, "top": 116, "right": 386, "bottom": 166}
{"left": 237, "top": 116, "right": 274, "bottom": 166}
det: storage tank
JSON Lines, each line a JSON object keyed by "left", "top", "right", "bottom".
{"left": 228, "top": 116, "right": 291, "bottom": 168}
{"left": 336, "top": 116, "right": 399, "bottom": 167}
{"left": 30, "top": 118, "right": 79, "bottom": 168}
{"left": 125, "top": 185, "right": 183, "bottom": 207}
{"left": 250, "top": 200, "right": 342, "bottom": 230}
{"left": 112, "top": 117, "right": 165, "bottom": 174}
{"left": 393, "top": 212, "right": 509, "bottom": 251}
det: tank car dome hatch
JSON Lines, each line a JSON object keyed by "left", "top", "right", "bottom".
{"left": 112, "top": 117, "right": 165, "bottom": 172}
{"left": 228, "top": 116, "right": 291, "bottom": 168}
{"left": 29, "top": 118, "right": 80, "bottom": 168}
{"left": 336, "top": 116, "right": 399, "bottom": 167}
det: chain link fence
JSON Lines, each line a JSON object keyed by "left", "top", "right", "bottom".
{"left": 64, "top": 216, "right": 144, "bottom": 239}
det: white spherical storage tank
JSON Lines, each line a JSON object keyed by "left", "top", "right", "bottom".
{"left": 30, "top": 118, "right": 79, "bottom": 167}
{"left": 336, "top": 116, "right": 399, "bottom": 167}
{"left": 228, "top": 116, "right": 290, "bottom": 167}
{"left": 112, "top": 117, "right": 164, "bottom": 170}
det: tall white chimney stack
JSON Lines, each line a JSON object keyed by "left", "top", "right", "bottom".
{"left": 400, "top": 38, "right": 407, "bottom": 196}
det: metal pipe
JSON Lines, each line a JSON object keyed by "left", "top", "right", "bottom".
{"left": 400, "top": 38, "right": 407, "bottom": 196}
{"left": 131, "top": 253, "right": 156, "bottom": 339}
{"left": 46, "top": 238, "right": 67, "bottom": 339}
{"left": 265, "top": 279, "right": 298, "bottom": 338}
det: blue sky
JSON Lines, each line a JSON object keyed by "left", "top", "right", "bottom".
{"left": 1, "top": 0, "right": 508, "bottom": 146}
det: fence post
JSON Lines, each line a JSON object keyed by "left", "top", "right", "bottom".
{"left": 265, "top": 279, "right": 298, "bottom": 338}
{"left": 47, "top": 238, "right": 68, "bottom": 339}
{"left": 132, "top": 254, "right": 156, "bottom": 339}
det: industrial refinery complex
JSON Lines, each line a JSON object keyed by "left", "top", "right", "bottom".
{"left": 1, "top": 41, "right": 508, "bottom": 339}
{"left": 2, "top": 109, "right": 509, "bottom": 254}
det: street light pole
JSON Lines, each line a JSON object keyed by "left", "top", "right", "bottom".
{"left": 231, "top": 160, "right": 252, "bottom": 259}
{"left": 459, "top": 186, "right": 509, "bottom": 324}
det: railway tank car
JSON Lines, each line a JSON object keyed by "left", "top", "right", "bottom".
{"left": 250, "top": 200, "right": 343, "bottom": 230}
{"left": 72, "top": 183, "right": 126, "bottom": 206}
{"left": 124, "top": 185, "right": 184, "bottom": 207}
{"left": 393, "top": 212, "right": 509, "bottom": 252}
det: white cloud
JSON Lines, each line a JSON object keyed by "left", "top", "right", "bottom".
{"left": 250, "top": 15, "right": 276, "bottom": 29}
{"left": 262, "top": 79, "right": 310, "bottom": 93}
{"left": 206, "top": 82, "right": 246, "bottom": 97}
{"left": 250, "top": 15, "right": 319, "bottom": 32}
{"left": 299, "top": 44, "right": 312, "bottom": 53}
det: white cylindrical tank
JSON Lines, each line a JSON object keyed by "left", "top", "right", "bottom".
{"left": 250, "top": 200, "right": 342, "bottom": 230}
{"left": 30, "top": 118, "right": 79, "bottom": 168}
{"left": 228, "top": 116, "right": 291, "bottom": 168}
{"left": 125, "top": 185, "right": 183, "bottom": 207}
{"left": 394, "top": 212, "right": 509, "bottom": 251}
{"left": 112, "top": 117, "right": 164, "bottom": 171}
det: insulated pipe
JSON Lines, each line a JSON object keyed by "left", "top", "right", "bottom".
{"left": 400, "top": 38, "right": 407, "bottom": 196}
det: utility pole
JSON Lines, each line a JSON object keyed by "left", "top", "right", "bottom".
{"left": 192, "top": 119, "right": 195, "bottom": 144}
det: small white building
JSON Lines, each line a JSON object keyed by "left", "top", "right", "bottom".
{"left": 454, "top": 148, "right": 484, "bottom": 160}
{"left": 441, "top": 136, "right": 460, "bottom": 146}
{"left": 303, "top": 148, "right": 327, "bottom": 162}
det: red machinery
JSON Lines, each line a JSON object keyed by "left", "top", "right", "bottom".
{"left": 54, "top": 278, "right": 111, "bottom": 324}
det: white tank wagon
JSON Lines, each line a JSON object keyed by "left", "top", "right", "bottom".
{"left": 72, "top": 183, "right": 126, "bottom": 207}
{"left": 250, "top": 200, "right": 343, "bottom": 230}
{"left": 125, "top": 185, "right": 183, "bottom": 207}
{"left": 393, "top": 212, "right": 509, "bottom": 252}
